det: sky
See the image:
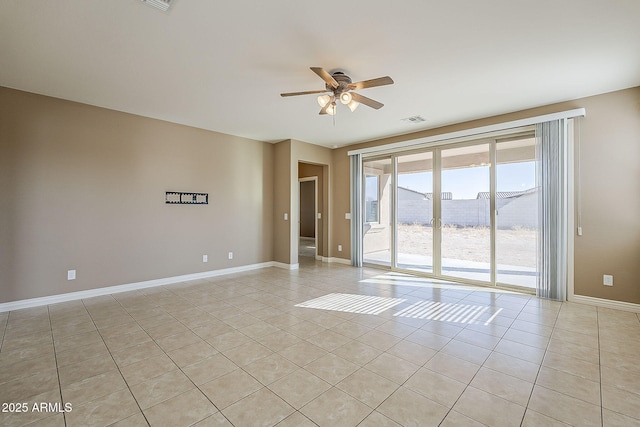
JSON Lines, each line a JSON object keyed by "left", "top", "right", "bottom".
{"left": 367, "top": 162, "right": 536, "bottom": 200}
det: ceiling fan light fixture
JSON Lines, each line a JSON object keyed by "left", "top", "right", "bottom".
{"left": 347, "top": 100, "right": 360, "bottom": 112}
{"left": 326, "top": 102, "right": 337, "bottom": 115}
{"left": 317, "top": 95, "right": 331, "bottom": 107}
{"left": 339, "top": 92, "right": 352, "bottom": 104}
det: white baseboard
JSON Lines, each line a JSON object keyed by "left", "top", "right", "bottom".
{"left": 321, "top": 257, "right": 351, "bottom": 265}
{"left": 273, "top": 262, "right": 299, "bottom": 270}
{"left": 0, "top": 261, "right": 291, "bottom": 313}
{"left": 570, "top": 294, "right": 640, "bottom": 313}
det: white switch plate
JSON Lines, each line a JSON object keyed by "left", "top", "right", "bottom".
{"left": 317, "top": 212, "right": 322, "bottom": 219}
{"left": 228, "top": 252, "right": 233, "bottom": 260}
{"left": 202, "top": 255, "right": 208, "bottom": 263}
{"left": 67, "top": 270, "right": 76, "bottom": 280}
{"left": 345, "top": 213, "right": 351, "bottom": 220}
{"left": 603, "top": 274, "right": 613, "bottom": 286}
{"left": 338, "top": 244, "right": 342, "bottom": 252}
{"left": 284, "top": 213, "right": 288, "bottom": 221}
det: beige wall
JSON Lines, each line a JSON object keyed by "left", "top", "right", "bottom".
{"left": 331, "top": 148, "right": 352, "bottom": 260}
{"left": 331, "top": 87, "right": 640, "bottom": 304}
{"left": 0, "top": 87, "right": 274, "bottom": 303}
{"left": 272, "top": 140, "right": 291, "bottom": 264}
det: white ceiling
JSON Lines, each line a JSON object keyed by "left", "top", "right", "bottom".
{"left": 2, "top": 0, "right": 639, "bottom": 148}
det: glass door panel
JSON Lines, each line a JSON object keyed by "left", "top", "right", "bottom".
{"left": 496, "top": 137, "right": 538, "bottom": 289}
{"left": 440, "top": 144, "right": 491, "bottom": 282}
{"left": 396, "top": 151, "right": 434, "bottom": 272}
{"left": 363, "top": 157, "right": 393, "bottom": 266}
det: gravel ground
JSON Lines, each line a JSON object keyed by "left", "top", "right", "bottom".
{"left": 397, "top": 224, "right": 537, "bottom": 268}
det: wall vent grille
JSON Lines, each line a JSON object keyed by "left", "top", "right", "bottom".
{"left": 401, "top": 115, "right": 426, "bottom": 124}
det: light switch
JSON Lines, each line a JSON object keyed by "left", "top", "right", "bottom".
{"left": 284, "top": 213, "right": 288, "bottom": 221}
{"left": 345, "top": 213, "right": 351, "bottom": 220}
{"left": 317, "top": 213, "right": 322, "bottom": 219}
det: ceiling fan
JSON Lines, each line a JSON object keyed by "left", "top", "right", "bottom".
{"left": 281, "top": 67, "right": 394, "bottom": 115}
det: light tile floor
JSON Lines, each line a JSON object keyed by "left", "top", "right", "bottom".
{"left": 1, "top": 260, "right": 639, "bottom": 426}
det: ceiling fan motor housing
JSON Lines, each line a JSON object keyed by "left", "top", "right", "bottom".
{"left": 327, "top": 72, "right": 352, "bottom": 94}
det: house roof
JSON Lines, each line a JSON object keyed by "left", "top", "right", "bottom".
{"left": 476, "top": 188, "right": 538, "bottom": 199}
{"left": 398, "top": 187, "right": 452, "bottom": 200}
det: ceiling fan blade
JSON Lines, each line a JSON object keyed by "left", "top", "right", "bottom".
{"left": 310, "top": 67, "right": 339, "bottom": 89}
{"left": 348, "top": 76, "right": 394, "bottom": 91}
{"left": 281, "top": 89, "right": 330, "bottom": 97}
{"left": 350, "top": 92, "right": 384, "bottom": 109}
{"left": 319, "top": 98, "right": 334, "bottom": 115}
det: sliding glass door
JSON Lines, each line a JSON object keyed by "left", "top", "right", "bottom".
{"left": 396, "top": 152, "right": 434, "bottom": 273}
{"left": 360, "top": 134, "right": 539, "bottom": 291}
{"left": 440, "top": 144, "right": 491, "bottom": 283}
{"left": 363, "top": 157, "right": 392, "bottom": 266}
{"left": 495, "top": 137, "right": 538, "bottom": 289}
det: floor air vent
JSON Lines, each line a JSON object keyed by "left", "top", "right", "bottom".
{"left": 140, "top": 0, "right": 173, "bottom": 12}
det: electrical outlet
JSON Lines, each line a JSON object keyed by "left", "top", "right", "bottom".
{"left": 603, "top": 275, "right": 613, "bottom": 286}
{"left": 67, "top": 270, "right": 76, "bottom": 280}
{"left": 338, "top": 244, "right": 342, "bottom": 252}
{"left": 228, "top": 252, "right": 233, "bottom": 260}
{"left": 202, "top": 255, "right": 208, "bottom": 263}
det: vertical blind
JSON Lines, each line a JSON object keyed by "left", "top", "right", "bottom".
{"left": 535, "top": 120, "right": 568, "bottom": 300}
{"left": 350, "top": 153, "right": 363, "bottom": 267}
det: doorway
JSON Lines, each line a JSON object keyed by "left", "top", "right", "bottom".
{"left": 299, "top": 177, "right": 318, "bottom": 259}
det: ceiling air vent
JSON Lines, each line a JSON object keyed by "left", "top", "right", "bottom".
{"left": 401, "top": 115, "right": 426, "bottom": 124}
{"left": 140, "top": 0, "right": 173, "bottom": 12}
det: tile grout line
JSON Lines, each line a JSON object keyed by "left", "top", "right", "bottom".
{"left": 517, "top": 299, "right": 560, "bottom": 427}
{"left": 113, "top": 287, "right": 227, "bottom": 425}
{"left": 81, "top": 296, "right": 152, "bottom": 427}
{"left": 302, "top": 291, "right": 530, "bottom": 425}
{"left": 47, "top": 304, "right": 68, "bottom": 426}
{"left": 436, "top": 295, "right": 531, "bottom": 426}
{"left": 210, "top": 278, "right": 359, "bottom": 425}
{"left": 348, "top": 297, "right": 471, "bottom": 426}
{"left": 116, "top": 282, "right": 274, "bottom": 426}
{"left": 596, "top": 306, "right": 603, "bottom": 427}
{"left": 0, "top": 311, "right": 8, "bottom": 353}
